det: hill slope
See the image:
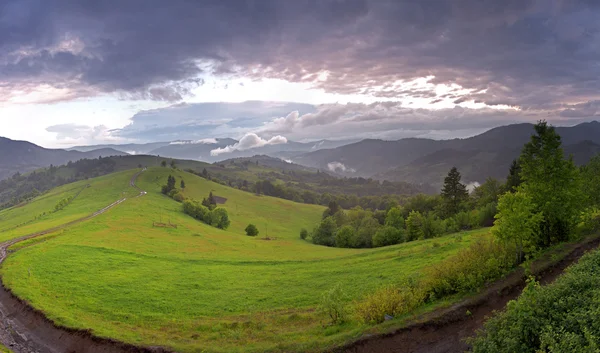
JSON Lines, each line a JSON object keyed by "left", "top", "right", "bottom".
{"left": 0, "top": 167, "right": 486, "bottom": 352}
{"left": 0, "top": 136, "right": 127, "bottom": 180}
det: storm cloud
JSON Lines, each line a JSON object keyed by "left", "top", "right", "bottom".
{"left": 2, "top": 0, "right": 600, "bottom": 110}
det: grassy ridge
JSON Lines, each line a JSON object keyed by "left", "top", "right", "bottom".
{"left": 0, "top": 168, "right": 488, "bottom": 352}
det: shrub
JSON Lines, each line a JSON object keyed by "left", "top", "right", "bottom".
{"left": 211, "top": 208, "right": 230, "bottom": 230}
{"left": 423, "top": 239, "right": 516, "bottom": 299}
{"left": 245, "top": 224, "right": 259, "bottom": 236}
{"left": 354, "top": 285, "right": 424, "bottom": 324}
{"left": 372, "top": 226, "right": 404, "bottom": 247}
{"left": 319, "top": 284, "right": 348, "bottom": 325}
{"left": 312, "top": 217, "right": 337, "bottom": 247}
{"left": 470, "top": 249, "right": 600, "bottom": 353}
{"left": 576, "top": 207, "right": 600, "bottom": 236}
{"left": 299, "top": 228, "right": 308, "bottom": 240}
{"left": 172, "top": 192, "right": 185, "bottom": 203}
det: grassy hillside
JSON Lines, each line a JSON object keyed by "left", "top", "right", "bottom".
{"left": 0, "top": 167, "right": 487, "bottom": 352}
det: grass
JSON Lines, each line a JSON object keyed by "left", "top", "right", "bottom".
{"left": 0, "top": 167, "right": 488, "bottom": 352}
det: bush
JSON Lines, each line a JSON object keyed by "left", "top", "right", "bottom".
{"left": 576, "top": 207, "right": 600, "bottom": 236}
{"left": 182, "top": 200, "right": 230, "bottom": 229}
{"left": 312, "top": 217, "right": 337, "bottom": 247}
{"left": 470, "top": 249, "right": 600, "bottom": 353}
{"left": 423, "top": 239, "right": 516, "bottom": 298}
{"left": 372, "top": 226, "right": 405, "bottom": 247}
{"left": 354, "top": 285, "right": 423, "bottom": 324}
{"left": 245, "top": 224, "right": 259, "bottom": 236}
{"left": 319, "top": 284, "right": 348, "bottom": 325}
{"left": 211, "top": 208, "right": 230, "bottom": 230}
{"left": 172, "top": 192, "right": 185, "bottom": 203}
{"left": 299, "top": 228, "right": 308, "bottom": 240}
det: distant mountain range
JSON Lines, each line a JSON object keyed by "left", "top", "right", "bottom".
{"left": 290, "top": 121, "right": 600, "bottom": 188}
{"left": 69, "top": 138, "right": 357, "bottom": 162}
{"left": 2, "top": 121, "right": 599, "bottom": 188}
{"left": 0, "top": 137, "right": 127, "bottom": 180}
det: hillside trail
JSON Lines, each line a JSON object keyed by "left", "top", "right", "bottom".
{"left": 0, "top": 169, "right": 165, "bottom": 353}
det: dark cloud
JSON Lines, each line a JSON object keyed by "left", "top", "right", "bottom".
{"left": 2, "top": 0, "right": 600, "bottom": 107}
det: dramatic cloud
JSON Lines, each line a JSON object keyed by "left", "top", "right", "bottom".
{"left": 2, "top": 0, "right": 600, "bottom": 110}
{"left": 210, "top": 133, "right": 287, "bottom": 156}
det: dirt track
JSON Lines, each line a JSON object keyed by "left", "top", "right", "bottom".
{"left": 0, "top": 170, "right": 597, "bottom": 353}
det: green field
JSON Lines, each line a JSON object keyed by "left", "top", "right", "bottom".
{"left": 0, "top": 167, "right": 488, "bottom": 352}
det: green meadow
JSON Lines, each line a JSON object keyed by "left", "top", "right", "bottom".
{"left": 0, "top": 167, "right": 488, "bottom": 352}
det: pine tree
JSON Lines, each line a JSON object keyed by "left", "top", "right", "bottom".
{"left": 441, "top": 167, "right": 468, "bottom": 216}
{"left": 506, "top": 159, "right": 522, "bottom": 192}
{"left": 180, "top": 180, "right": 185, "bottom": 189}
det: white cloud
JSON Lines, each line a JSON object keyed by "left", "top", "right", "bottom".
{"left": 210, "top": 133, "right": 287, "bottom": 156}
{"left": 466, "top": 181, "right": 481, "bottom": 193}
{"left": 327, "top": 161, "right": 355, "bottom": 173}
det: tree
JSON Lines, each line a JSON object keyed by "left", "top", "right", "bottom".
{"left": 312, "top": 217, "right": 337, "bottom": 247}
{"left": 180, "top": 179, "right": 186, "bottom": 189}
{"left": 211, "top": 208, "right": 230, "bottom": 229}
{"left": 519, "top": 121, "right": 583, "bottom": 247}
{"left": 335, "top": 225, "right": 355, "bottom": 248}
{"left": 385, "top": 207, "right": 405, "bottom": 230}
{"left": 406, "top": 211, "right": 424, "bottom": 241}
{"left": 581, "top": 154, "right": 600, "bottom": 207}
{"left": 161, "top": 160, "right": 167, "bottom": 167}
{"left": 441, "top": 167, "right": 468, "bottom": 216}
{"left": 170, "top": 160, "right": 176, "bottom": 168}
{"left": 506, "top": 159, "right": 522, "bottom": 192}
{"left": 202, "top": 192, "right": 217, "bottom": 210}
{"left": 472, "top": 177, "right": 503, "bottom": 208}
{"left": 493, "top": 191, "right": 543, "bottom": 262}
{"left": 201, "top": 168, "right": 209, "bottom": 178}
{"left": 162, "top": 174, "right": 176, "bottom": 194}
{"left": 322, "top": 200, "right": 341, "bottom": 219}
{"left": 245, "top": 224, "right": 259, "bottom": 236}
{"left": 373, "top": 226, "right": 404, "bottom": 247}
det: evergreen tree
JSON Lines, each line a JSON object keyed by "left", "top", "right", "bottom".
{"left": 441, "top": 167, "right": 468, "bottom": 216}
{"left": 519, "top": 121, "right": 582, "bottom": 247}
{"left": 506, "top": 159, "right": 522, "bottom": 192}
{"left": 201, "top": 168, "right": 208, "bottom": 178}
{"left": 180, "top": 179, "right": 185, "bottom": 189}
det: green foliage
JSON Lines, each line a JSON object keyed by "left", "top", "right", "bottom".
{"left": 161, "top": 175, "right": 176, "bottom": 195}
{"left": 424, "top": 239, "right": 516, "bottom": 298}
{"left": 182, "top": 199, "right": 230, "bottom": 230}
{"left": 385, "top": 207, "right": 405, "bottom": 229}
{"left": 519, "top": 121, "right": 583, "bottom": 247}
{"left": 161, "top": 160, "right": 167, "bottom": 167}
{"left": 406, "top": 210, "right": 424, "bottom": 241}
{"left": 245, "top": 224, "right": 259, "bottom": 236}
{"left": 311, "top": 217, "right": 337, "bottom": 247}
{"left": 354, "top": 284, "right": 423, "bottom": 324}
{"left": 505, "top": 159, "right": 522, "bottom": 192}
{"left": 299, "top": 228, "right": 308, "bottom": 240}
{"left": 335, "top": 225, "right": 355, "bottom": 248}
{"left": 581, "top": 154, "right": 600, "bottom": 207}
{"left": 180, "top": 179, "right": 186, "bottom": 189}
{"left": 322, "top": 200, "right": 341, "bottom": 219}
{"left": 493, "top": 191, "right": 543, "bottom": 262}
{"left": 53, "top": 196, "right": 73, "bottom": 212}
{"left": 201, "top": 192, "right": 217, "bottom": 210}
{"left": 372, "top": 226, "right": 405, "bottom": 247}
{"left": 472, "top": 177, "right": 503, "bottom": 208}
{"left": 470, "top": 249, "right": 600, "bottom": 353}
{"left": 440, "top": 167, "right": 469, "bottom": 217}
{"left": 421, "top": 212, "right": 442, "bottom": 239}
{"left": 576, "top": 207, "right": 600, "bottom": 236}
{"left": 319, "top": 284, "right": 348, "bottom": 325}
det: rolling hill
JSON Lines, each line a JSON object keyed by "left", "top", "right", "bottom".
{"left": 0, "top": 167, "right": 486, "bottom": 352}
{"left": 0, "top": 137, "right": 127, "bottom": 181}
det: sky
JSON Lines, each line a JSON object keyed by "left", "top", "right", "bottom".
{"left": 1, "top": 0, "right": 600, "bottom": 149}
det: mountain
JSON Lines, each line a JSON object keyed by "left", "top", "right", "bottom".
{"left": 0, "top": 137, "right": 127, "bottom": 180}
{"left": 70, "top": 138, "right": 357, "bottom": 163}
{"left": 69, "top": 142, "right": 170, "bottom": 154}
{"left": 291, "top": 121, "right": 600, "bottom": 188}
